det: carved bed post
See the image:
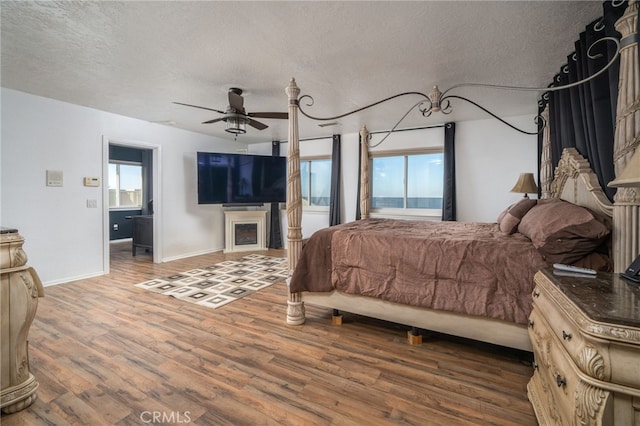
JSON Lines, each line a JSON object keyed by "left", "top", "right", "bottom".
{"left": 359, "top": 126, "right": 370, "bottom": 219}
{"left": 285, "top": 78, "right": 305, "bottom": 325}
{"left": 539, "top": 104, "right": 553, "bottom": 199}
{"left": 612, "top": 0, "right": 640, "bottom": 273}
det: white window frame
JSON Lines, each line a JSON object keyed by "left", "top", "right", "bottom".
{"left": 369, "top": 148, "right": 444, "bottom": 219}
{"left": 108, "top": 160, "right": 144, "bottom": 210}
{"left": 300, "top": 156, "right": 332, "bottom": 212}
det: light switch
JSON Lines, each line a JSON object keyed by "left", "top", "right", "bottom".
{"left": 87, "top": 199, "right": 97, "bottom": 208}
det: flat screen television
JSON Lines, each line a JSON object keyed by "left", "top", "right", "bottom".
{"left": 197, "top": 152, "right": 286, "bottom": 204}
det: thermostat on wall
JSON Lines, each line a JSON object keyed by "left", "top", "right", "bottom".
{"left": 46, "top": 170, "right": 63, "bottom": 187}
{"left": 84, "top": 177, "right": 100, "bottom": 187}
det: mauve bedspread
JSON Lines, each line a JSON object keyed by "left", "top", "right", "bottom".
{"left": 289, "top": 218, "right": 549, "bottom": 325}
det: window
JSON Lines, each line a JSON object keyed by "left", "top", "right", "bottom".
{"left": 371, "top": 151, "right": 444, "bottom": 214}
{"left": 300, "top": 158, "right": 332, "bottom": 207}
{"left": 109, "top": 161, "right": 143, "bottom": 209}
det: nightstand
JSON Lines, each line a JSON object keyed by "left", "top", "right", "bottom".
{"left": 527, "top": 269, "right": 640, "bottom": 425}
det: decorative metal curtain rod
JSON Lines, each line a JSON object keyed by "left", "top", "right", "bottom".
{"left": 298, "top": 37, "right": 621, "bottom": 137}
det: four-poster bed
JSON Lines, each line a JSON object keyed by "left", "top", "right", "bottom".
{"left": 283, "top": 1, "right": 639, "bottom": 353}
{"left": 286, "top": 141, "right": 614, "bottom": 351}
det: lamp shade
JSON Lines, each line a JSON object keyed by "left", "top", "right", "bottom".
{"left": 510, "top": 172, "right": 538, "bottom": 196}
{"left": 609, "top": 148, "right": 640, "bottom": 188}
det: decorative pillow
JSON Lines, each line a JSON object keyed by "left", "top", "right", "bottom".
{"left": 518, "top": 198, "right": 611, "bottom": 264}
{"left": 498, "top": 198, "right": 538, "bottom": 234}
{"left": 496, "top": 204, "right": 513, "bottom": 225}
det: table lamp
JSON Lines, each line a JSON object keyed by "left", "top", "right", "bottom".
{"left": 510, "top": 172, "right": 538, "bottom": 199}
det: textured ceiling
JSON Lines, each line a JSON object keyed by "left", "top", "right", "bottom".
{"left": 1, "top": 1, "right": 604, "bottom": 144}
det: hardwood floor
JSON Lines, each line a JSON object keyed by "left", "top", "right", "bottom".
{"left": 2, "top": 240, "right": 537, "bottom": 425}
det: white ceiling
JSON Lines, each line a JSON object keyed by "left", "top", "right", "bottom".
{"left": 1, "top": 1, "right": 604, "bottom": 144}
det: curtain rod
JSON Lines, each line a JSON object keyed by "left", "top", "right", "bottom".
{"left": 278, "top": 135, "right": 336, "bottom": 144}
{"left": 369, "top": 124, "right": 444, "bottom": 136}
{"left": 278, "top": 124, "right": 444, "bottom": 143}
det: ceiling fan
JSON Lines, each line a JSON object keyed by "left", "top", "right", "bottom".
{"left": 174, "top": 88, "right": 288, "bottom": 134}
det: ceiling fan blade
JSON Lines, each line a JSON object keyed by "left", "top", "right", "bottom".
{"left": 173, "top": 102, "right": 226, "bottom": 115}
{"left": 248, "top": 112, "right": 288, "bottom": 119}
{"left": 247, "top": 118, "right": 268, "bottom": 130}
{"left": 228, "top": 90, "right": 244, "bottom": 112}
{"left": 202, "top": 117, "right": 227, "bottom": 125}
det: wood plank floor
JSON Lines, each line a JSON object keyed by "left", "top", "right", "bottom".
{"left": 2, "top": 240, "right": 537, "bottom": 425}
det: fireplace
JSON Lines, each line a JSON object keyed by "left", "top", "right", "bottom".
{"left": 235, "top": 223, "right": 258, "bottom": 245}
{"left": 224, "top": 210, "right": 267, "bottom": 253}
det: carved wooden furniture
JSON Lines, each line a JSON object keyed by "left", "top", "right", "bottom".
{"left": 132, "top": 215, "right": 153, "bottom": 256}
{"left": 1, "top": 228, "right": 44, "bottom": 413}
{"left": 537, "top": 1, "right": 640, "bottom": 272}
{"left": 527, "top": 269, "right": 640, "bottom": 425}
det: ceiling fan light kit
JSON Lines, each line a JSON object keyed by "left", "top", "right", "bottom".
{"left": 225, "top": 115, "right": 247, "bottom": 134}
{"left": 174, "top": 87, "right": 287, "bottom": 137}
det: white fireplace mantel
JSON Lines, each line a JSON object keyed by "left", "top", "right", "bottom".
{"left": 223, "top": 210, "right": 268, "bottom": 253}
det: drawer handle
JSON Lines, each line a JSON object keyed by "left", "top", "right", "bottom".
{"left": 556, "top": 374, "right": 566, "bottom": 387}
{"left": 562, "top": 330, "right": 572, "bottom": 341}
{"left": 532, "top": 361, "right": 538, "bottom": 370}
{"left": 528, "top": 320, "right": 534, "bottom": 328}
{"left": 532, "top": 290, "right": 540, "bottom": 298}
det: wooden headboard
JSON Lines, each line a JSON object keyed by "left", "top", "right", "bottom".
{"left": 550, "top": 148, "right": 613, "bottom": 220}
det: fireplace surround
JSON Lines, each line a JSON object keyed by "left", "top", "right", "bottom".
{"left": 223, "top": 210, "right": 267, "bottom": 253}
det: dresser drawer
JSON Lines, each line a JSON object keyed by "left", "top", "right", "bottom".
{"left": 532, "top": 284, "right": 611, "bottom": 382}
{"left": 529, "top": 306, "right": 614, "bottom": 425}
{"left": 528, "top": 307, "right": 575, "bottom": 425}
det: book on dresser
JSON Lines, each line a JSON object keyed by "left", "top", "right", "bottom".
{"left": 527, "top": 268, "right": 640, "bottom": 425}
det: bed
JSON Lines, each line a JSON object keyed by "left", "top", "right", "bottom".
{"left": 282, "top": 3, "right": 639, "bottom": 351}
{"left": 286, "top": 146, "right": 613, "bottom": 351}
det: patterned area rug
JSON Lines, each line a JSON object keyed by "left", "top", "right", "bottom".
{"left": 135, "top": 254, "right": 287, "bottom": 309}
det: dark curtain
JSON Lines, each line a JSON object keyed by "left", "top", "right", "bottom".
{"left": 542, "top": 1, "right": 627, "bottom": 202}
{"left": 441, "top": 122, "right": 457, "bottom": 221}
{"left": 329, "top": 135, "right": 342, "bottom": 226}
{"left": 268, "top": 141, "right": 282, "bottom": 249}
{"left": 355, "top": 134, "right": 362, "bottom": 220}
{"left": 536, "top": 97, "right": 546, "bottom": 196}
{"left": 141, "top": 149, "right": 153, "bottom": 215}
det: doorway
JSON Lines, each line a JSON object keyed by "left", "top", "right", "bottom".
{"left": 103, "top": 137, "right": 161, "bottom": 273}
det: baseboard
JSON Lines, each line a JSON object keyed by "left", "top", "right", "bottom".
{"left": 43, "top": 271, "right": 106, "bottom": 287}
{"left": 161, "top": 247, "right": 223, "bottom": 263}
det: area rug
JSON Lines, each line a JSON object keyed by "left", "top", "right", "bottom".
{"left": 135, "top": 254, "right": 287, "bottom": 309}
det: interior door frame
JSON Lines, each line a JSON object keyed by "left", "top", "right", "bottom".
{"left": 102, "top": 136, "right": 162, "bottom": 273}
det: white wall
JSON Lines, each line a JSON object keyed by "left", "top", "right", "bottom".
{"left": 1, "top": 88, "right": 241, "bottom": 285}
{"left": 456, "top": 115, "right": 539, "bottom": 222}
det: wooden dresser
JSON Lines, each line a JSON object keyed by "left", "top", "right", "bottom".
{"left": 1, "top": 228, "right": 44, "bottom": 413}
{"left": 527, "top": 269, "right": 640, "bottom": 425}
